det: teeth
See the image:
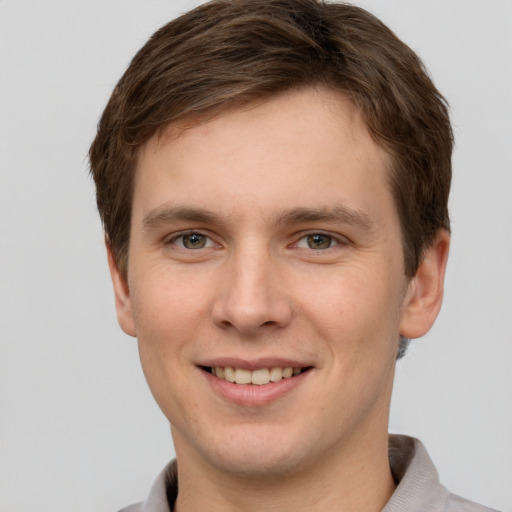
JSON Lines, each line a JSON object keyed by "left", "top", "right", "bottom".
{"left": 224, "top": 366, "right": 235, "bottom": 382}
{"left": 282, "top": 367, "right": 293, "bottom": 378}
{"left": 252, "top": 368, "right": 270, "bottom": 385}
{"left": 212, "top": 366, "right": 305, "bottom": 385}
{"left": 269, "top": 367, "right": 283, "bottom": 382}
{"left": 234, "top": 368, "right": 252, "bottom": 384}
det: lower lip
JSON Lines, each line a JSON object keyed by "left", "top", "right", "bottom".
{"left": 201, "top": 369, "right": 311, "bottom": 406}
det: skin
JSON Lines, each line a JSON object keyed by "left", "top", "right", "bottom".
{"left": 108, "top": 87, "right": 449, "bottom": 512}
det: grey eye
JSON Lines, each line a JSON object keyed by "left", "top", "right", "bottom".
{"left": 306, "top": 234, "right": 333, "bottom": 249}
{"left": 182, "top": 233, "right": 207, "bottom": 249}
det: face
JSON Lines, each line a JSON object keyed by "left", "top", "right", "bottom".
{"left": 110, "top": 87, "right": 447, "bottom": 479}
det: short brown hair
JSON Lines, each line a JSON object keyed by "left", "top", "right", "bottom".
{"left": 89, "top": 0, "right": 453, "bottom": 281}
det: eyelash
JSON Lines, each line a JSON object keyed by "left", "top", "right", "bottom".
{"left": 291, "top": 232, "right": 347, "bottom": 251}
{"left": 166, "top": 230, "right": 347, "bottom": 251}
{"left": 166, "top": 231, "right": 217, "bottom": 250}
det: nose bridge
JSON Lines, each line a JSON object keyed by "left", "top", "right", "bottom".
{"left": 212, "top": 240, "right": 291, "bottom": 334}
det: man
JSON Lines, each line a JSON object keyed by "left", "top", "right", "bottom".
{"left": 89, "top": 1, "right": 497, "bottom": 510}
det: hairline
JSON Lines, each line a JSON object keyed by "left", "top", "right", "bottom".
{"left": 118, "top": 85, "right": 415, "bottom": 281}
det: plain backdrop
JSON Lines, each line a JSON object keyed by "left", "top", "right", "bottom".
{"left": 0, "top": 1, "right": 511, "bottom": 511}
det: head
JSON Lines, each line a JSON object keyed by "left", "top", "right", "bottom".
{"left": 89, "top": 0, "right": 453, "bottom": 283}
{"left": 89, "top": 0, "right": 453, "bottom": 484}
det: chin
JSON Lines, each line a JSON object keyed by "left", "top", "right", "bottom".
{"left": 172, "top": 423, "right": 314, "bottom": 481}
{"left": 188, "top": 424, "right": 321, "bottom": 480}
{"left": 211, "top": 446, "right": 307, "bottom": 479}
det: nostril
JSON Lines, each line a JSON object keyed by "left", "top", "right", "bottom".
{"left": 217, "top": 320, "right": 234, "bottom": 329}
{"left": 211, "top": 289, "right": 293, "bottom": 334}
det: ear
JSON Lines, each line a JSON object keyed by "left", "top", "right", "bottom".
{"left": 106, "top": 238, "right": 136, "bottom": 337}
{"left": 399, "top": 230, "right": 450, "bottom": 339}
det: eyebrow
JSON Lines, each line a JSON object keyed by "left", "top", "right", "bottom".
{"left": 142, "top": 205, "right": 226, "bottom": 230}
{"left": 272, "top": 206, "right": 376, "bottom": 232}
{"left": 141, "top": 204, "right": 376, "bottom": 232}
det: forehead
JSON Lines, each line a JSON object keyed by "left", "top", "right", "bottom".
{"left": 134, "top": 87, "right": 395, "bottom": 226}
{"left": 142, "top": 86, "right": 387, "bottom": 160}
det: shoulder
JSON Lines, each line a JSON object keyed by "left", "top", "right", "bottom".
{"left": 115, "top": 460, "right": 177, "bottom": 512}
{"left": 117, "top": 504, "right": 143, "bottom": 512}
{"left": 444, "top": 493, "right": 500, "bottom": 512}
{"left": 385, "top": 435, "right": 500, "bottom": 512}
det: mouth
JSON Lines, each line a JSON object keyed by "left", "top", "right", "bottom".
{"left": 200, "top": 365, "right": 312, "bottom": 385}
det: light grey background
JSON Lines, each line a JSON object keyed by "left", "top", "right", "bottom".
{"left": 0, "top": 1, "right": 510, "bottom": 511}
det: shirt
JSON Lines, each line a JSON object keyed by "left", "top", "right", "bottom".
{"left": 118, "top": 435, "right": 498, "bottom": 512}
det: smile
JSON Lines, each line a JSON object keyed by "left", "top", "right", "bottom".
{"left": 204, "top": 366, "right": 310, "bottom": 385}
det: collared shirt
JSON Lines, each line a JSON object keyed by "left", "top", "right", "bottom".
{"left": 118, "top": 435, "right": 498, "bottom": 512}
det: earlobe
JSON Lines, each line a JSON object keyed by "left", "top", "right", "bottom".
{"left": 399, "top": 230, "right": 450, "bottom": 339}
{"left": 106, "top": 239, "right": 137, "bottom": 337}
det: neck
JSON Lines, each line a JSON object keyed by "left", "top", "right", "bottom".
{"left": 172, "top": 428, "right": 395, "bottom": 512}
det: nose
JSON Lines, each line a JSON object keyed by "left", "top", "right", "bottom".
{"left": 211, "top": 245, "right": 293, "bottom": 336}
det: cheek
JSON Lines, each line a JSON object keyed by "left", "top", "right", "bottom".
{"left": 128, "top": 276, "right": 199, "bottom": 378}
{"left": 298, "top": 267, "right": 403, "bottom": 353}
{"left": 130, "top": 278, "right": 205, "bottom": 421}
{"left": 130, "top": 264, "right": 212, "bottom": 331}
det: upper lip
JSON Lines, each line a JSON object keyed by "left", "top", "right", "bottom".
{"left": 197, "top": 357, "right": 313, "bottom": 371}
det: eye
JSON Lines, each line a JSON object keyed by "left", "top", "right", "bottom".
{"left": 295, "top": 233, "right": 339, "bottom": 250}
{"left": 170, "top": 232, "right": 215, "bottom": 249}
